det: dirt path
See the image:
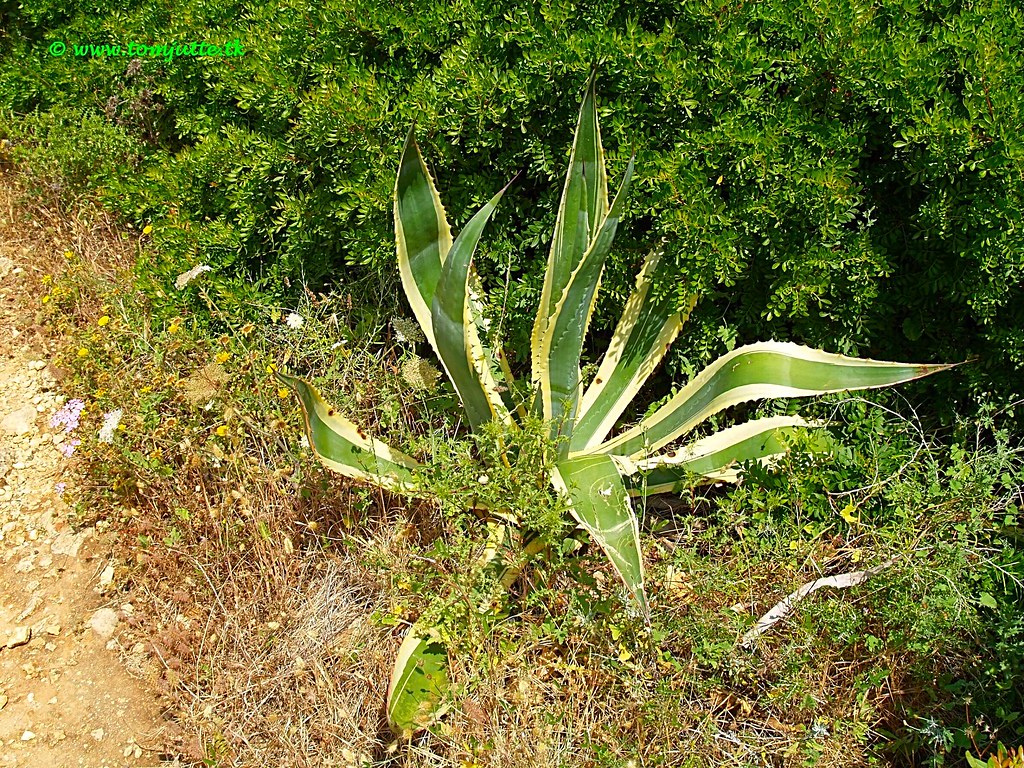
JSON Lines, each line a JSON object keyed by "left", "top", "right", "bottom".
{"left": 0, "top": 202, "right": 169, "bottom": 766}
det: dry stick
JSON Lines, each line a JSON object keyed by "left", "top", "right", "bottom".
{"left": 740, "top": 558, "right": 896, "bottom": 648}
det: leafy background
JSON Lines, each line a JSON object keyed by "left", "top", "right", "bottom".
{"left": 2, "top": 0, "right": 1022, "bottom": 425}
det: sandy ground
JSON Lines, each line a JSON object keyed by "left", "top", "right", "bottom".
{"left": 0, "top": 200, "right": 170, "bottom": 766}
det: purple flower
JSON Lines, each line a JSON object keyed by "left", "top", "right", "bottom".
{"left": 54, "top": 482, "right": 66, "bottom": 495}
{"left": 58, "top": 439, "right": 81, "bottom": 458}
{"left": 50, "top": 399, "right": 85, "bottom": 433}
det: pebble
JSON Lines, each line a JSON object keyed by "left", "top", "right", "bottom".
{"left": 6, "top": 626, "right": 31, "bottom": 648}
{"left": 51, "top": 530, "right": 85, "bottom": 557}
{"left": 20, "top": 730, "right": 35, "bottom": 741}
{"left": 99, "top": 564, "right": 115, "bottom": 587}
{"left": 87, "top": 608, "right": 118, "bottom": 638}
{"left": 0, "top": 406, "right": 37, "bottom": 436}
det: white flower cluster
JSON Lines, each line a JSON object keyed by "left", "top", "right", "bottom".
{"left": 98, "top": 408, "right": 123, "bottom": 443}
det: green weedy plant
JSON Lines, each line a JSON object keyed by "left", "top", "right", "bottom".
{"left": 278, "top": 77, "right": 955, "bottom": 736}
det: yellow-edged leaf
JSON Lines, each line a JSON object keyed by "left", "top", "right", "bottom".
{"left": 595, "top": 342, "right": 958, "bottom": 459}
{"left": 276, "top": 372, "right": 420, "bottom": 492}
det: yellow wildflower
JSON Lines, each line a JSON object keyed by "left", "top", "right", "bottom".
{"left": 215, "top": 351, "right": 230, "bottom": 364}
{"left": 97, "top": 316, "right": 110, "bottom": 327}
{"left": 277, "top": 388, "right": 290, "bottom": 399}
{"left": 142, "top": 224, "right": 153, "bottom": 235}
{"left": 168, "top": 319, "right": 181, "bottom": 334}
{"left": 41, "top": 295, "right": 50, "bottom": 304}
{"left": 77, "top": 348, "right": 88, "bottom": 358}
{"left": 215, "top": 425, "right": 229, "bottom": 437}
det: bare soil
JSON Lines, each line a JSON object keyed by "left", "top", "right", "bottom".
{"left": 0, "top": 188, "right": 171, "bottom": 767}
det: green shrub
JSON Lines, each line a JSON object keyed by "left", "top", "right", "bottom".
{"left": 2, "top": 0, "right": 1023, "bottom": 423}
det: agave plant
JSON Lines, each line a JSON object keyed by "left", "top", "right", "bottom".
{"left": 278, "top": 77, "right": 954, "bottom": 735}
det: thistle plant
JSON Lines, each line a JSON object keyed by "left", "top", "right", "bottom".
{"left": 278, "top": 77, "right": 955, "bottom": 735}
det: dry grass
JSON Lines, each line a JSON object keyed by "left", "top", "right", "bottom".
{"left": 3, "top": 167, "right": 1000, "bottom": 768}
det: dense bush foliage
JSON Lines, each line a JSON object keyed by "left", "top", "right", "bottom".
{"left": 2, "top": 0, "right": 1023, "bottom": 422}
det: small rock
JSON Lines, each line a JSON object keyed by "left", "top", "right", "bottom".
{"left": 51, "top": 530, "right": 85, "bottom": 557}
{"left": 21, "top": 730, "right": 35, "bottom": 741}
{"left": 1, "top": 406, "right": 37, "bottom": 436}
{"left": 90, "top": 727, "right": 105, "bottom": 741}
{"left": 16, "top": 594, "right": 41, "bottom": 621}
{"left": 6, "top": 626, "right": 31, "bottom": 648}
{"left": 98, "top": 564, "right": 115, "bottom": 589}
{"left": 46, "top": 624, "right": 60, "bottom": 636}
{"left": 87, "top": 608, "right": 118, "bottom": 638}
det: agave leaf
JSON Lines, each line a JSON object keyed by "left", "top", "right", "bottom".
{"left": 595, "top": 342, "right": 958, "bottom": 459}
{"left": 538, "top": 157, "right": 635, "bottom": 450}
{"left": 495, "top": 347, "right": 529, "bottom": 421}
{"left": 386, "top": 626, "right": 449, "bottom": 737}
{"left": 616, "top": 415, "right": 829, "bottom": 495}
{"left": 531, "top": 75, "right": 608, "bottom": 407}
{"left": 432, "top": 185, "right": 513, "bottom": 429}
{"left": 386, "top": 522, "right": 547, "bottom": 735}
{"left": 572, "top": 249, "right": 698, "bottom": 453}
{"left": 551, "top": 454, "right": 648, "bottom": 617}
{"left": 276, "top": 372, "right": 420, "bottom": 492}
{"left": 395, "top": 128, "right": 452, "bottom": 354}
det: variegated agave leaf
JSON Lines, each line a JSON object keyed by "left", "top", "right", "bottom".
{"left": 538, "top": 156, "right": 635, "bottom": 451}
{"left": 395, "top": 128, "right": 451, "bottom": 355}
{"left": 395, "top": 128, "right": 512, "bottom": 431}
{"left": 387, "top": 627, "right": 449, "bottom": 737}
{"left": 386, "top": 522, "right": 547, "bottom": 735}
{"left": 431, "top": 185, "right": 513, "bottom": 429}
{"left": 550, "top": 454, "right": 648, "bottom": 618}
{"left": 615, "top": 415, "right": 830, "bottom": 495}
{"left": 531, "top": 74, "right": 607, "bottom": 415}
{"left": 572, "top": 249, "right": 698, "bottom": 453}
{"left": 592, "top": 342, "right": 958, "bottom": 459}
{"left": 276, "top": 372, "right": 420, "bottom": 493}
